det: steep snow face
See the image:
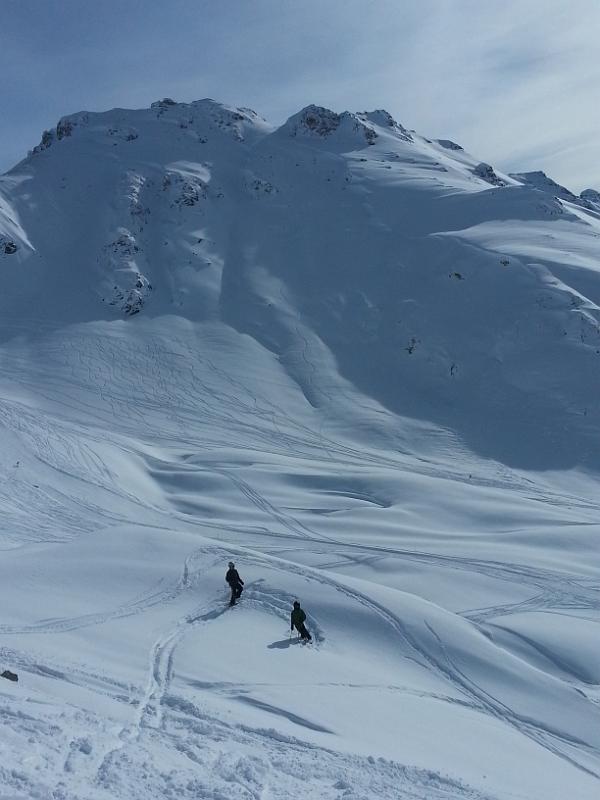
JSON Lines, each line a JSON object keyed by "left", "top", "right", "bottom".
{"left": 1, "top": 100, "right": 600, "bottom": 800}
{"left": 0, "top": 99, "right": 271, "bottom": 320}
{"left": 2, "top": 99, "right": 600, "bottom": 469}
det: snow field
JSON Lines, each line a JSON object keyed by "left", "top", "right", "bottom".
{"left": 1, "top": 99, "right": 600, "bottom": 799}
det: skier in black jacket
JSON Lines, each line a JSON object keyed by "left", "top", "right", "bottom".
{"left": 290, "top": 600, "right": 312, "bottom": 641}
{"left": 225, "top": 561, "right": 244, "bottom": 606}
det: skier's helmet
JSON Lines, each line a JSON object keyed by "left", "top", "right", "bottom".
{"left": 228, "top": 561, "right": 234, "bottom": 568}
{"left": 293, "top": 600, "right": 300, "bottom": 608}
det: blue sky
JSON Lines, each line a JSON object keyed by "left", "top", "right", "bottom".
{"left": 2, "top": 0, "right": 599, "bottom": 191}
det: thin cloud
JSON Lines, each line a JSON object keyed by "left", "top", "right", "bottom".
{"left": 1, "top": 0, "right": 599, "bottom": 190}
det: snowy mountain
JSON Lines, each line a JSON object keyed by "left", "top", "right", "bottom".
{"left": 0, "top": 98, "right": 599, "bottom": 800}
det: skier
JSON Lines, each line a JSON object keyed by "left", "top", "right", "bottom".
{"left": 290, "top": 600, "right": 312, "bottom": 642}
{"left": 225, "top": 561, "right": 244, "bottom": 606}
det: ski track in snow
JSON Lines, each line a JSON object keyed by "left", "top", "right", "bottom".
{"left": 235, "top": 549, "right": 600, "bottom": 780}
{"left": 0, "top": 543, "right": 492, "bottom": 800}
{"left": 87, "top": 556, "right": 497, "bottom": 800}
{"left": 1, "top": 362, "right": 599, "bottom": 798}
{"left": 10, "top": 539, "right": 596, "bottom": 793}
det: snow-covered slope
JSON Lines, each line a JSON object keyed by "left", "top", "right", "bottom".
{"left": 0, "top": 99, "right": 599, "bottom": 800}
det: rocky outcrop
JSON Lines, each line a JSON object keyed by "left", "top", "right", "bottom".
{"left": 283, "top": 105, "right": 381, "bottom": 146}
{"left": 580, "top": 189, "right": 600, "bottom": 211}
{"left": 107, "top": 274, "right": 152, "bottom": 315}
{"left": 286, "top": 105, "right": 342, "bottom": 138}
{"left": 101, "top": 230, "right": 152, "bottom": 315}
{"left": 1, "top": 237, "right": 18, "bottom": 255}
{"left": 358, "top": 110, "right": 413, "bottom": 142}
{"left": 31, "top": 113, "right": 90, "bottom": 154}
{"left": 162, "top": 171, "right": 209, "bottom": 207}
{"left": 473, "top": 162, "right": 507, "bottom": 186}
{"left": 437, "top": 139, "right": 463, "bottom": 151}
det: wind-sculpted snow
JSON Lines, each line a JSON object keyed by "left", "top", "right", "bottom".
{"left": 0, "top": 100, "right": 599, "bottom": 800}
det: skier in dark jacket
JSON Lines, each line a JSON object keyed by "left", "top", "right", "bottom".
{"left": 290, "top": 600, "right": 312, "bottom": 641}
{"left": 225, "top": 561, "right": 244, "bottom": 606}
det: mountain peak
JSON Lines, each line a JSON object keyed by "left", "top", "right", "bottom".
{"left": 25, "top": 98, "right": 271, "bottom": 162}
{"left": 282, "top": 105, "right": 342, "bottom": 137}
{"left": 510, "top": 170, "right": 595, "bottom": 209}
{"left": 357, "top": 109, "right": 412, "bottom": 141}
{"left": 278, "top": 105, "right": 414, "bottom": 148}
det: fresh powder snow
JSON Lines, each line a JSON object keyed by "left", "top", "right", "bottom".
{"left": 0, "top": 98, "right": 599, "bottom": 800}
